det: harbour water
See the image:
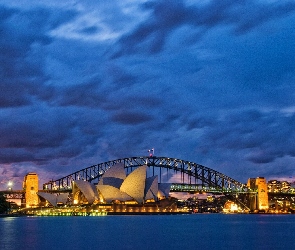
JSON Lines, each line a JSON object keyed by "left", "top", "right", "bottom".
{"left": 1, "top": 214, "right": 295, "bottom": 250}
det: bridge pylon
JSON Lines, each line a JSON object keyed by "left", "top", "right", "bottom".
{"left": 247, "top": 177, "right": 268, "bottom": 212}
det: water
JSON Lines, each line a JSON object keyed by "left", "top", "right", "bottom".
{"left": 1, "top": 214, "right": 295, "bottom": 250}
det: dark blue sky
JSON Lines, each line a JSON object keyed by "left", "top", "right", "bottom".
{"left": 1, "top": 0, "right": 295, "bottom": 189}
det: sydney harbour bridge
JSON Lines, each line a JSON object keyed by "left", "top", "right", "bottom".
{"left": 43, "top": 156, "right": 249, "bottom": 194}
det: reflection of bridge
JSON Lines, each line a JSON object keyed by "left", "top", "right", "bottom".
{"left": 43, "top": 156, "right": 249, "bottom": 193}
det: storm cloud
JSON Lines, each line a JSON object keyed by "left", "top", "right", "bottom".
{"left": 1, "top": 0, "right": 295, "bottom": 189}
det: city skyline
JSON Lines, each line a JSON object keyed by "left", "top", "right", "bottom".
{"left": 1, "top": 0, "right": 295, "bottom": 190}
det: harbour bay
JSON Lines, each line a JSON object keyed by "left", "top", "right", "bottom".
{"left": 1, "top": 214, "right": 295, "bottom": 250}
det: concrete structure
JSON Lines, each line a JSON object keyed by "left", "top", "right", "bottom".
{"left": 37, "top": 192, "right": 69, "bottom": 207}
{"left": 72, "top": 180, "right": 99, "bottom": 204}
{"left": 72, "top": 163, "right": 170, "bottom": 205}
{"left": 247, "top": 177, "right": 269, "bottom": 211}
{"left": 23, "top": 173, "right": 39, "bottom": 208}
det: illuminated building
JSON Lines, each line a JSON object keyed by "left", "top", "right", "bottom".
{"left": 37, "top": 192, "right": 68, "bottom": 207}
{"left": 34, "top": 163, "right": 184, "bottom": 213}
{"left": 72, "top": 180, "right": 99, "bottom": 205}
{"left": 72, "top": 163, "right": 169, "bottom": 205}
{"left": 247, "top": 177, "right": 269, "bottom": 211}
{"left": 23, "top": 173, "right": 39, "bottom": 208}
{"left": 281, "top": 181, "right": 291, "bottom": 192}
{"left": 67, "top": 163, "right": 177, "bottom": 213}
{"left": 223, "top": 201, "right": 238, "bottom": 213}
{"left": 268, "top": 180, "right": 281, "bottom": 193}
{"left": 267, "top": 180, "right": 291, "bottom": 193}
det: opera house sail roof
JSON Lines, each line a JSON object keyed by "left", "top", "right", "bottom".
{"left": 120, "top": 165, "right": 147, "bottom": 204}
{"left": 73, "top": 180, "right": 99, "bottom": 204}
{"left": 144, "top": 176, "right": 158, "bottom": 201}
{"left": 95, "top": 163, "right": 170, "bottom": 205}
{"left": 37, "top": 192, "right": 68, "bottom": 207}
{"left": 40, "top": 163, "right": 171, "bottom": 206}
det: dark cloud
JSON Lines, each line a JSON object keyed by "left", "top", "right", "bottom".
{"left": 186, "top": 116, "right": 216, "bottom": 130}
{"left": 111, "top": 110, "right": 153, "bottom": 124}
{"left": 233, "top": 1, "right": 295, "bottom": 34}
{"left": 0, "top": 149, "right": 41, "bottom": 164}
{"left": 0, "top": 103, "right": 107, "bottom": 167}
{"left": 112, "top": 0, "right": 295, "bottom": 57}
{"left": 54, "top": 81, "right": 107, "bottom": 108}
{"left": 0, "top": 5, "right": 77, "bottom": 107}
{"left": 198, "top": 110, "right": 295, "bottom": 164}
{"left": 105, "top": 64, "right": 138, "bottom": 88}
{"left": 0, "top": 1, "right": 295, "bottom": 189}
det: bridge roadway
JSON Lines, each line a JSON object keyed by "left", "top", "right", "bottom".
{"left": 0, "top": 190, "right": 25, "bottom": 199}
{"left": 0, "top": 184, "right": 256, "bottom": 197}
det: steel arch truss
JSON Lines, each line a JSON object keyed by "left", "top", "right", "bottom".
{"left": 43, "top": 156, "right": 248, "bottom": 192}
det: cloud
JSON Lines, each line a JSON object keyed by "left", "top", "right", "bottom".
{"left": 0, "top": 0, "right": 295, "bottom": 189}
{"left": 111, "top": 0, "right": 295, "bottom": 57}
{"left": 53, "top": 81, "right": 107, "bottom": 108}
{"left": 0, "top": 5, "right": 77, "bottom": 107}
{"left": 111, "top": 110, "right": 153, "bottom": 125}
{"left": 197, "top": 109, "right": 295, "bottom": 164}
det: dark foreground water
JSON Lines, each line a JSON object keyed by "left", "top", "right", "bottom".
{"left": 1, "top": 214, "right": 295, "bottom": 250}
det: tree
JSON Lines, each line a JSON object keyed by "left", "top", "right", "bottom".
{"left": 0, "top": 193, "right": 9, "bottom": 214}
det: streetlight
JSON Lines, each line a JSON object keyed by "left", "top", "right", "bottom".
{"left": 7, "top": 181, "right": 13, "bottom": 191}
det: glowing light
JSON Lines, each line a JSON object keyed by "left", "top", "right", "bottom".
{"left": 7, "top": 181, "right": 13, "bottom": 190}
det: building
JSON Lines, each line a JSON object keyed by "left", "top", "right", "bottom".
{"left": 267, "top": 180, "right": 291, "bottom": 193}
{"left": 37, "top": 163, "right": 175, "bottom": 213}
{"left": 73, "top": 163, "right": 170, "bottom": 205}
{"left": 268, "top": 180, "right": 281, "bottom": 193}
{"left": 23, "top": 173, "right": 39, "bottom": 208}
{"left": 247, "top": 177, "right": 269, "bottom": 211}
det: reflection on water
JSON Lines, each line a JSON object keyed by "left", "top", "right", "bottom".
{"left": 1, "top": 214, "right": 295, "bottom": 250}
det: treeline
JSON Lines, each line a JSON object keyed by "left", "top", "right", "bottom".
{"left": 0, "top": 193, "right": 9, "bottom": 213}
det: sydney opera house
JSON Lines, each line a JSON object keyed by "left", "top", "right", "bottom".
{"left": 37, "top": 163, "right": 178, "bottom": 214}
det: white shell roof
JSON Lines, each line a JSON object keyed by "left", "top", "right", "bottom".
{"left": 37, "top": 192, "right": 58, "bottom": 207}
{"left": 120, "top": 165, "right": 147, "bottom": 204}
{"left": 37, "top": 192, "right": 68, "bottom": 206}
{"left": 98, "top": 162, "right": 126, "bottom": 185}
{"left": 74, "top": 180, "right": 99, "bottom": 204}
{"left": 103, "top": 162, "right": 126, "bottom": 179}
{"left": 144, "top": 175, "right": 158, "bottom": 200}
{"left": 158, "top": 183, "right": 171, "bottom": 198}
{"left": 97, "top": 185, "right": 132, "bottom": 203}
{"left": 56, "top": 193, "right": 69, "bottom": 204}
{"left": 102, "top": 177, "right": 124, "bottom": 189}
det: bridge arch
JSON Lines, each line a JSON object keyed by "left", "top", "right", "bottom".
{"left": 43, "top": 156, "right": 247, "bottom": 192}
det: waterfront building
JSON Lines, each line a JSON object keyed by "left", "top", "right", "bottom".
{"left": 34, "top": 163, "right": 176, "bottom": 214}
{"left": 267, "top": 180, "right": 291, "bottom": 193}
{"left": 37, "top": 192, "right": 69, "bottom": 207}
{"left": 281, "top": 181, "right": 291, "bottom": 192}
{"left": 23, "top": 173, "right": 39, "bottom": 208}
{"left": 268, "top": 180, "right": 281, "bottom": 193}
{"left": 72, "top": 163, "right": 170, "bottom": 205}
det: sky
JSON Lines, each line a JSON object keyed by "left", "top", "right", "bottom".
{"left": 1, "top": 0, "right": 295, "bottom": 190}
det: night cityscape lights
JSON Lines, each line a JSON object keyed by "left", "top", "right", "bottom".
{"left": 2, "top": 165, "right": 295, "bottom": 215}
